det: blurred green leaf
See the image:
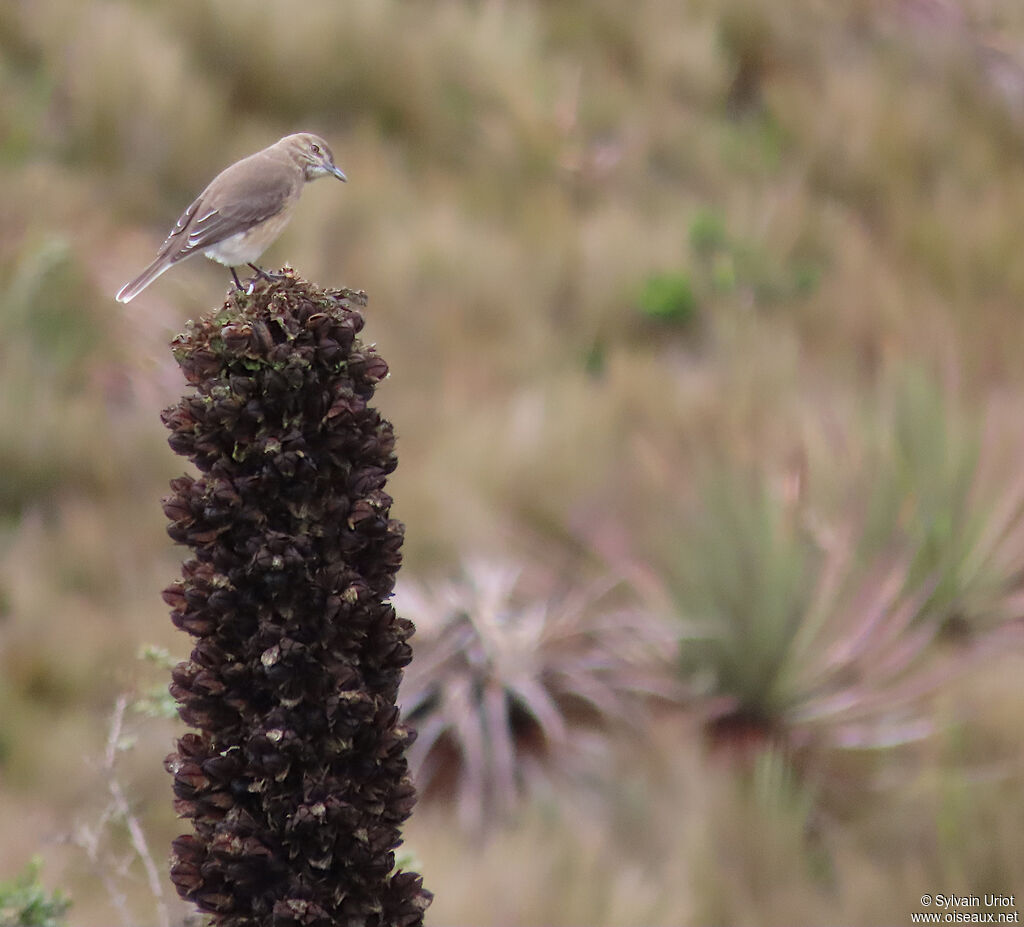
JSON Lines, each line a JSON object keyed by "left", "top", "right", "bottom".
{"left": 4, "top": 237, "right": 101, "bottom": 377}
{"left": 689, "top": 208, "right": 730, "bottom": 256}
{"left": 133, "top": 645, "right": 178, "bottom": 718}
{"left": 637, "top": 272, "right": 698, "bottom": 325}
{"left": 0, "top": 858, "right": 70, "bottom": 927}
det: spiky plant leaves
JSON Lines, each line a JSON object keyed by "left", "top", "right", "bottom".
{"left": 665, "top": 471, "right": 966, "bottom": 756}
{"left": 160, "top": 274, "right": 431, "bottom": 927}
{"left": 398, "top": 560, "right": 678, "bottom": 833}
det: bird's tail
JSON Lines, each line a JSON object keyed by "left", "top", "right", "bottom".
{"left": 115, "top": 255, "right": 175, "bottom": 303}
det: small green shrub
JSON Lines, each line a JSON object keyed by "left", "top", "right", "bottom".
{"left": 637, "top": 272, "right": 698, "bottom": 324}
{"left": 4, "top": 237, "right": 102, "bottom": 378}
{"left": 688, "top": 208, "right": 730, "bottom": 256}
{"left": 0, "top": 859, "right": 70, "bottom": 927}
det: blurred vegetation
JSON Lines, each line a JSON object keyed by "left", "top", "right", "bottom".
{"left": 397, "top": 560, "right": 676, "bottom": 833}
{"left": 3, "top": 0, "right": 1024, "bottom": 924}
{"left": 0, "top": 859, "right": 70, "bottom": 927}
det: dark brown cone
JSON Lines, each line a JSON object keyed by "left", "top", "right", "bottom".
{"left": 162, "top": 274, "right": 431, "bottom": 927}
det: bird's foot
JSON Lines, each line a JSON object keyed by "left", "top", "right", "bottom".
{"left": 247, "top": 263, "right": 287, "bottom": 283}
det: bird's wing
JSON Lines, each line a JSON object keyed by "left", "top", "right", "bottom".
{"left": 155, "top": 190, "right": 288, "bottom": 266}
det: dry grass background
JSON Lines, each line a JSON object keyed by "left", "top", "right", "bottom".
{"left": 3, "top": 0, "right": 1024, "bottom": 924}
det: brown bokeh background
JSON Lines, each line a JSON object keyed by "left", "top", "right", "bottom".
{"left": 2, "top": 0, "right": 1024, "bottom": 924}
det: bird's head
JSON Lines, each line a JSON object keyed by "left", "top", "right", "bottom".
{"left": 284, "top": 133, "right": 348, "bottom": 183}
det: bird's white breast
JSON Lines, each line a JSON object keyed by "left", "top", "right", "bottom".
{"left": 203, "top": 210, "right": 295, "bottom": 266}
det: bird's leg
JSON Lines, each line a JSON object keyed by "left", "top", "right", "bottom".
{"left": 247, "top": 263, "right": 287, "bottom": 282}
{"left": 230, "top": 267, "right": 245, "bottom": 291}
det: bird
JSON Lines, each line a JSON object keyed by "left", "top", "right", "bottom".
{"left": 115, "top": 133, "right": 347, "bottom": 303}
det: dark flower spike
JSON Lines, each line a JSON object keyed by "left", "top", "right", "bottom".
{"left": 161, "top": 273, "right": 431, "bottom": 927}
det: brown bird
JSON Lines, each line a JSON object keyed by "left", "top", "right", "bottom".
{"left": 116, "top": 133, "right": 347, "bottom": 303}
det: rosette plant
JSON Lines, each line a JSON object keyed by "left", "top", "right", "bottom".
{"left": 398, "top": 559, "right": 678, "bottom": 832}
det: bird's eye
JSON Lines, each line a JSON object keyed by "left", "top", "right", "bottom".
{"left": 311, "top": 144, "right": 321, "bottom": 154}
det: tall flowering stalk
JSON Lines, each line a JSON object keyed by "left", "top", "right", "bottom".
{"left": 159, "top": 274, "right": 431, "bottom": 927}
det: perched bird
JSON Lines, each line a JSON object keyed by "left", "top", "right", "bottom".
{"left": 115, "top": 133, "right": 347, "bottom": 303}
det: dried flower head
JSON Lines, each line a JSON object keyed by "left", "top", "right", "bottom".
{"left": 161, "top": 274, "right": 430, "bottom": 927}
